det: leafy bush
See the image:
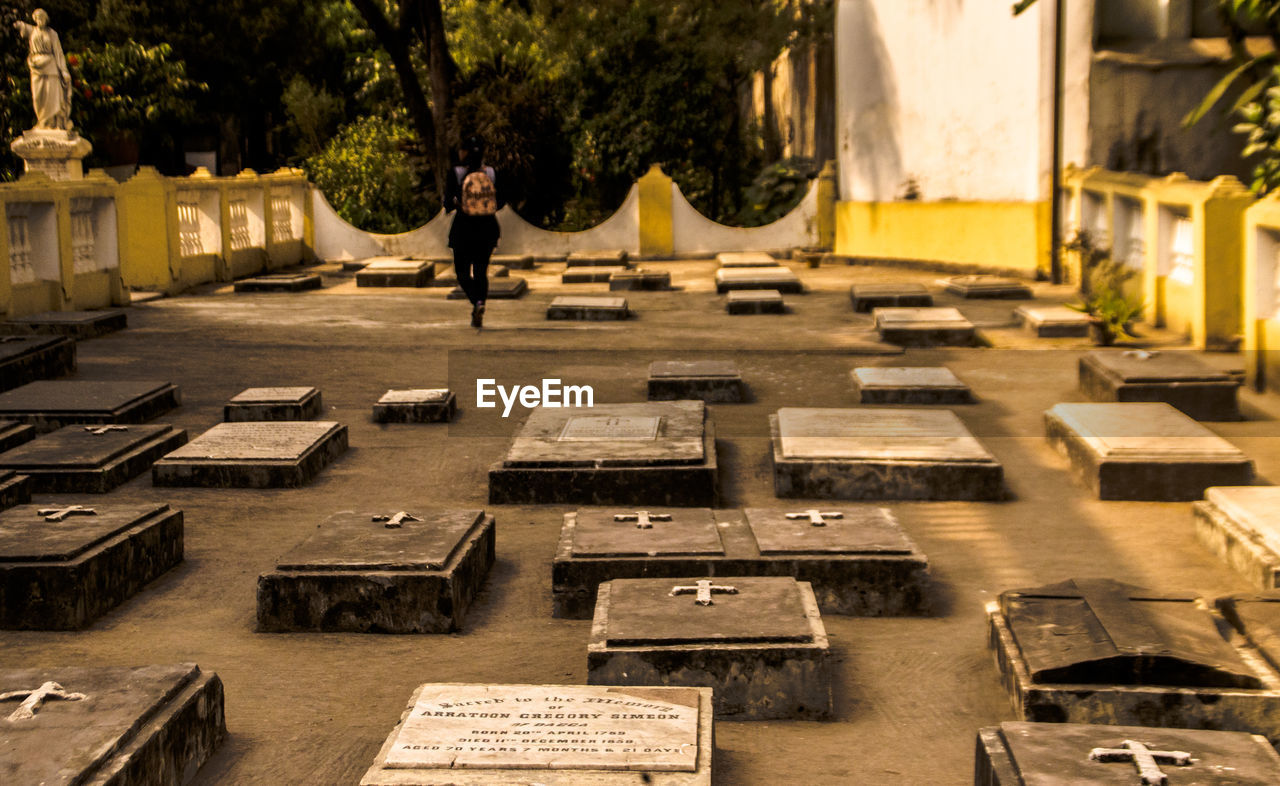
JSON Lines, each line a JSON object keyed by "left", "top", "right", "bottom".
{"left": 304, "top": 116, "right": 431, "bottom": 234}
{"left": 1066, "top": 230, "right": 1144, "bottom": 345}
{"left": 734, "top": 157, "right": 818, "bottom": 227}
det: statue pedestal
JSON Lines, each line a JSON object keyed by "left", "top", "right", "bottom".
{"left": 10, "top": 129, "right": 93, "bottom": 181}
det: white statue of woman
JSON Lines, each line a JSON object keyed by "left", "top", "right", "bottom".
{"left": 13, "top": 9, "right": 72, "bottom": 131}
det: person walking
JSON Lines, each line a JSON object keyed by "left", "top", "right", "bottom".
{"left": 445, "top": 136, "right": 502, "bottom": 328}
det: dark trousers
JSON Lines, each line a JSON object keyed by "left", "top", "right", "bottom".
{"left": 453, "top": 247, "right": 492, "bottom": 305}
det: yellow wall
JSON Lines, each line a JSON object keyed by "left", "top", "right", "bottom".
{"left": 637, "top": 165, "right": 674, "bottom": 258}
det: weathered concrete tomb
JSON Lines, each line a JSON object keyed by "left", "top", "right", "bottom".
{"left": 232, "top": 272, "right": 322, "bottom": 292}
{"left": 492, "top": 253, "right": 535, "bottom": 269}
{"left": 848, "top": 282, "right": 933, "bottom": 312}
{"left": 0, "top": 379, "right": 181, "bottom": 433}
{"left": 714, "top": 266, "right": 803, "bottom": 294}
{"left": 0, "top": 420, "right": 35, "bottom": 453}
{"left": 360, "top": 684, "right": 712, "bottom": 786}
{"left": 224, "top": 386, "right": 321, "bottom": 422}
{"left": 489, "top": 401, "right": 717, "bottom": 506}
{"left": 647, "top": 360, "right": 744, "bottom": 403}
{"left": 1218, "top": 591, "right": 1280, "bottom": 679}
{"left": 546, "top": 295, "right": 631, "bottom": 320}
{"left": 434, "top": 265, "right": 508, "bottom": 287}
{"left": 1014, "top": 305, "right": 1091, "bottom": 338}
{"left": 587, "top": 576, "right": 831, "bottom": 720}
{"left": 716, "top": 251, "right": 779, "bottom": 268}
{"left": 372, "top": 389, "right": 456, "bottom": 423}
{"left": 850, "top": 366, "right": 973, "bottom": 405}
{"left": 939, "top": 274, "right": 1032, "bottom": 299}
{"left": 0, "top": 334, "right": 75, "bottom": 391}
{"left": 0, "top": 663, "right": 224, "bottom": 783}
{"left": 257, "top": 509, "right": 494, "bottom": 633}
{"left": 976, "top": 721, "right": 1280, "bottom": 786}
{"left": 562, "top": 265, "right": 628, "bottom": 284}
{"left": 771, "top": 407, "right": 1003, "bottom": 500}
{"left": 0, "top": 308, "right": 127, "bottom": 339}
{"left": 726, "top": 289, "right": 786, "bottom": 314}
{"left": 1195, "top": 486, "right": 1280, "bottom": 589}
{"left": 987, "top": 578, "right": 1280, "bottom": 740}
{"left": 0, "top": 424, "right": 187, "bottom": 493}
{"left": 873, "top": 307, "right": 976, "bottom": 347}
{"left": 152, "top": 421, "right": 348, "bottom": 488}
{"left": 356, "top": 258, "right": 436, "bottom": 287}
{"left": 1044, "top": 402, "right": 1253, "bottom": 500}
{"left": 0, "top": 503, "right": 183, "bottom": 629}
{"left": 447, "top": 276, "right": 528, "bottom": 300}
{"left": 567, "top": 249, "right": 630, "bottom": 267}
{"left": 0, "top": 470, "right": 30, "bottom": 511}
{"left": 553, "top": 506, "right": 929, "bottom": 619}
{"left": 1079, "top": 349, "right": 1241, "bottom": 420}
{"left": 609, "top": 268, "right": 671, "bottom": 290}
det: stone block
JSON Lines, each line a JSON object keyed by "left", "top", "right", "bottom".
{"left": 0, "top": 420, "right": 35, "bottom": 453}
{"left": 546, "top": 296, "right": 631, "bottom": 320}
{"left": 0, "top": 424, "right": 188, "bottom": 493}
{"left": 360, "top": 684, "right": 712, "bottom": 786}
{"left": 373, "top": 389, "right": 457, "bottom": 423}
{"left": 726, "top": 289, "right": 786, "bottom": 314}
{"left": 647, "top": 360, "right": 744, "bottom": 403}
{"left": 0, "top": 308, "right": 127, "bottom": 339}
{"left": 771, "top": 407, "right": 1003, "bottom": 500}
{"left": 1194, "top": 487, "right": 1280, "bottom": 589}
{"left": 848, "top": 283, "right": 933, "bottom": 312}
{"left": 356, "top": 258, "right": 435, "bottom": 287}
{"left": 609, "top": 269, "right": 671, "bottom": 291}
{"left": 1079, "top": 350, "right": 1241, "bottom": 420}
{"left": 873, "top": 307, "right": 976, "bottom": 347}
{"left": 716, "top": 252, "right": 779, "bottom": 268}
{"left": 0, "top": 503, "right": 183, "bottom": 629}
{"left": 152, "top": 421, "right": 348, "bottom": 488}
{"left": 257, "top": 509, "right": 494, "bottom": 633}
{"left": 587, "top": 576, "right": 832, "bottom": 720}
{"left": 0, "top": 470, "right": 31, "bottom": 511}
{"left": 1044, "top": 403, "right": 1253, "bottom": 500}
{"left": 938, "top": 275, "right": 1032, "bottom": 299}
{"left": 0, "top": 379, "right": 181, "bottom": 433}
{"left": 233, "top": 272, "right": 323, "bottom": 292}
{"left": 1014, "top": 305, "right": 1091, "bottom": 337}
{"left": 566, "top": 249, "right": 630, "bottom": 267}
{"left": 850, "top": 366, "right": 973, "bottom": 405}
{"left": 562, "top": 266, "right": 628, "bottom": 284}
{"left": 433, "top": 265, "right": 507, "bottom": 288}
{"left": 492, "top": 253, "right": 535, "bottom": 269}
{"left": 0, "top": 335, "right": 75, "bottom": 391}
{"left": 224, "top": 386, "right": 322, "bottom": 421}
{"left": 715, "top": 266, "right": 803, "bottom": 294}
{"left": 446, "top": 276, "right": 527, "bottom": 300}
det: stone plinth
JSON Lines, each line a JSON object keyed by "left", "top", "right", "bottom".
{"left": 360, "top": 684, "right": 712, "bottom": 786}
{"left": 848, "top": 283, "right": 933, "bottom": 312}
{"left": 0, "top": 424, "right": 187, "bottom": 493}
{"left": 1, "top": 308, "right": 126, "bottom": 339}
{"left": 433, "top": 265, "right": 508, "bottom": 288}
{"left": 587, "top": 577, "right": 832, "bottom": 720}
{"left": 152, "top": 421, "right": 348, "bottom": 488}
{"left": 9, "top": 129, "right": 93, "bottom": 180}
{"left": 567, "top": 249, "right": 630, "bottom": 267}
{"left": 0, "top": 470, "right": 31, "bottom": 511}
{"left": 647, "top": 360, "right": 744, "bottom": 403}
{"left": 1044, "top": 403, "right": 1253, "bottom": 500}
{"left": 493, "top": 253, "right": 535, "bottom": 269}
{"left": 610, "top": 269, "right": 671, "bottom": 290}
{"left": 553, "top": 506, "right": 930, "bottom": 619}
{"left": 257, "top": 509, "right": 494, "bottom": 633}
{"left": 715, "top": 266, "right": 802, "bottom": 294}
{"left": 373, "top": 389, "right": 456, "bottom": 423}
{"left": 0, "top": 503, "right": 183, "bottom": 629}
{"left": 0, "top": 379, "right": 180, "bottom": 433}
{"left": 0, "top": 335, "right": 75, "bottom": 392}
{"left": 873, "top": 307, "right": 976, "bottom": 347}
{"left": 233, "top": 273, "right": 323, "bottom": 292}
{"left": 489, "top": 401, "right": 718, "bottom": 506}
{"left": 224, "top": 386, "right": 322, "bottom": 422}
{"left": 850, "top": 367, "right": 973, "bottom": 405}
{"left": 716, "top": 252, "right": 779, "bottom": 268}
{"left": 726, "top": 289, "right": 785, "bottom": 314}
{"left": 1014, "top": 305, "right": 1091, "bottom": 337}
{"left": 0, "top": 421, "right": 34, "bottom": 454}
{"left": 356, "top": 259, "right": 435, "bottom": 287}
{"left": 0, "top": 664, "right": 223, "bottom": 782}
{"left": 446, "top": 277, "right": 527, "bottom": 299}
{"left": 562, "top": 266, "right": 628, "bottom": 284}
{"left": 771, "top": 407, "right": 1003, "bottom": 500}
{"left": 547, "top": 296, "right": 630, "bottom": 320}
{"left": 939, "top": 275, "right": 1032, "bottom": 299}
{"left": 1079, "top": 350, "right": 1241, "bottom": 420}
{"left": 1195, "top": 487, "right": 1280, "bottom": 589}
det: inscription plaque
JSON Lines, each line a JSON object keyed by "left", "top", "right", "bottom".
{"left": 378, "top": 389, "right": 451, "bottom": 404}
{"left": 560, "top": 416, "right": 662, "bottom": 442}
{"left": 229, "top": 387, "right": 315, "bottom": 403}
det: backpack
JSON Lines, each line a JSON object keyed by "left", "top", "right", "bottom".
{"left": 457, "top": 166, "right": 497, "bottom": 216}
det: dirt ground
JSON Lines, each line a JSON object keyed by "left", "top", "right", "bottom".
{"left": 4, "top": 257, "right": 1278, "bottom": 785}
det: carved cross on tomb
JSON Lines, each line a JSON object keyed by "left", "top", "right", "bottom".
{"left": 1088, "top": 739, "right": 1191, "bottom": 786}
{"left": 614, "top": 511, "right": 672, "bottom": 529}
{"left": 372, "top": 512, "right": 421, "bottom": 529}
{"left": 0, "top": 681, "right": 86, "bottom": 721}
{"left": 38, "top": 505, "right": 97, "bottom": 522}
{"left": 0, "top": 336, "right": 24, "bottom": 343}
{"left": 786, "top": 509, "right": 843, "bottom": 527}
{"left": 83, "top": 425, "right": 128, "bottom": 435}
{"left": 669, "top": 579, "right": 738, "bottom": 606}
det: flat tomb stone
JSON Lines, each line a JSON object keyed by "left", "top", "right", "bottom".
{"left": 224, "top": 386, "right": 322, "bottom": 422}
{"left": 771, "top": 407, "right": 1003, "bottom": 500}
{"left": 152, "top": 421, "right": 348, "bottom": 488}
{"left": 850, "top": 366, "right": 973, "bottom": 404}
{"left": 0, "top": 470, "right": 31, "bottom": 511}
{"left": 1194, "top": 487, "right": 1280, "bottom": 589}
{"left": 873, "top": 307, "right": 976, "bottom": 347}
{"left": 492, "top": 253, "right": 535, "bottom": 269}
{"left": 1044, "top": 402, "right": 1253, "bottom": 500}
{"left": 609, "top": 269, "right": 671, "bottom": 291}
{"left": 562, "top": 266, "right": 628, "bottom": 284}
{"left": 360, "top": 684, "right": 712, "bottom": 786}
{"left": 1218, "top": 591, "right": 1280, "bottom": 678}
{"left": 939, "top": 274, "right": 1032, "bottom": 299}
{"left": 987, "top": 577, "right": 1280, "bottom": 741}
{"left": 726, "top": 289, "right": 785, "bottom": 314}
{"left": 0, "top": 663, "right": 224, "bottom": 783}
{"left": 716, "top": 252, "right": 779, "bottom": 268}
{"left": 1014, "top": 305, "right": 1091, "bottom": 338}
{"left": 0, "top": 308, "right": 127, "bottom": 339}
{"left": 848, "top": 283, "right": 933, "bottom": 312}
{"left": 715, "top": 266, "right": 802, "bottom": 294}
{"left": 0, "top": 335, "right": 75, "bottom": 391}
{"left": 0, "top": 424, "right": 188, "bottom": 493}
{"left": 490, "top": 401, "right": 717, "bottom": 506}
{"left": 975, "top": 721, "right": 1280, "bottom": 786}
{"left": 546, "top": 296, "right": 630, "bottom": 320}
{"left": 648, "top": 360, "right": 744, "bottom": 403}
{"left": 587, "top": 576, "right": 831, "bottom": 720}
{"left": 553, "top": 506, "right": 929, "bottom": 618}
{"left": 373, "top": 389, "right": 457, "bottom": 423}
{"left": 257, "top": 509, "right": 494, "bottom": 633}
{"left": 446, "top": 276, "right": 527, "bottom": 299}
{"left": 0, "top": 379, "right": 181, "bottom": 433}
{"left": 0, "top": 420, "right": 36, "bottom": 453}
{"left": 233, "top": 272, "right": 323, "bottom": 292}
{"left": 567, "top": 249, "right": 630, "bottom": 267}
{"left": 1079, "top": 349, "right": 1241, "bottom": 420}
{"left": 356, "top": 258, "right": 436, "bottom": 287}
{"left": 433, "top": 265, "right": 509, "bottom": 288}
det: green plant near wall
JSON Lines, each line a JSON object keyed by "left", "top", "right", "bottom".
{"left": 1065, "top": 230, "right": 1144, "bottom": 346}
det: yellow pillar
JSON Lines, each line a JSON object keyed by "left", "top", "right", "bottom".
{"left": 816, "top": 159, "right": 837, "bottom": 249}
{"left": 1200, "top": 176, "right": 1250, "bottom": 350}
{"left": 117, "top": 167, "right": 177, "bottom": 292}
{"left": 637, "top": 165, "right": 674, "bottom": 258}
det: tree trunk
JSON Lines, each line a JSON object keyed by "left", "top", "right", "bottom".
{"left": 419, "top": 0, "right": 456, "bottom": 198}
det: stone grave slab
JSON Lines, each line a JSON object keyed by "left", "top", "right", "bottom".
{"left": 587, "top": 576, "right": 831, "bottom": 720}
{"left": 1218, "top": 591, "right": 1280, "bottom": 677}
{"left": 356, "top": 258, "right": 436, "bottom": 287}
{"left": 771, "top": 407, "right": 1003, "bottom": 500}
{"left": 1014, "top": 305, "right": 1091, "bottom": 338}
{"left": 0, "top": 470, "right": 31, "bottom": 511}
{"left": 716, "top": 252, "right": 779, "bottom": 268}
{"left": 224, "top": 386, "right": 322, "bottom": 422}
{"left": 0, "top": 335, "right": 75, "bottom": 391}
{"left": 873, "top": 307, "right": 976, "bottom": 346}
{"left": 373, "top": 389, "right": 457, "bottom": 423}
{"left": 257, "top": 509, "right": 494, "bottom": 633}
{"left": 0, "top": 308, "right": 127, "bottom": 339}
{"left": 0, "top": 420, "right": 35, "bottom": 453}
{"left": 0, "top": 503, "right": 183, "bottom": 628}
{"left": 849, "top": 282, "right": 933, "bottom": 312}
{"left": 1079, "top": 350, "right": 1241, "bottom": 420}
{"left": 647, "top": 360, "right": 745, "bottom": 403}
{"left": 347, "top": 255, "right": 408, "bottom": 273}
{"left": 1195, "top": 487, "right": 1280, "bottom": 589}
{"left": 987, "top": 578, "right": 1280, "bottom": 740}
{"left": 567, "top": 249, "right": 630, "bottom": 267}
{"left": 939, "top": 274, "right": 1033, "bottom": 299}
{"left": 726, "top": 289, "right": 785, "bottom": 314}
{"left": 0, "top": 379, "right": 181, "bottom": 433}
{"left": 1044, "top": 403, "right": 1253, "bottom": 500}
{"left": 563, "top": 266, "right": 629, "bottom": 284}
{"left": 446, "top": 276, "right": 528, "bottom": 300}
{"left": 609, "top": 269, "right": 671, "bottom": 291}
{"left": 850, "top": 366, "right": 973, "bottom": 405}
{"left": 553, "top": 506, "right": 929, "bottom": 618}
{"left": 360, "top": 684, "right": 712, "bottom": 786}
{"left": 975, "top": 721, "right": 1280, "bottom": 786}
{"left": 0, "top": 663, "right": 224, "bottom": 783}
{"left": 152, "top": 421, "right": 348, "bottom": 488}
{"left": 492, "top": 253, "right": 535, "bottom": 269}
{"left": 490, "top": 401, "right": 717, "bottom": 506}
{"left": 233, "top": 272, "right": 323, "bottom": 292}
{"left": 714, "top": 266, "right": 803, "bottom": 294}
{"left": 432, "top": 265, "right": 509, "bottom": 288}
{"left": 0, "top": 424, "right": 188, "bottom": 493}
{"left": 546, "top": 296, "right": 631, "bottom": 321}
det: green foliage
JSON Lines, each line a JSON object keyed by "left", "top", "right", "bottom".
{"left": 281, "top": 76, "right": 343, "bottom": 160}
{"left": 67, "top": 41, "right": 205, "bottom": 135}
{"left": 1065, "top": 230, "right": 1144, "bottom": 345}
{"left": 734, "top": 157, "right": 818, "bottom": 227}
